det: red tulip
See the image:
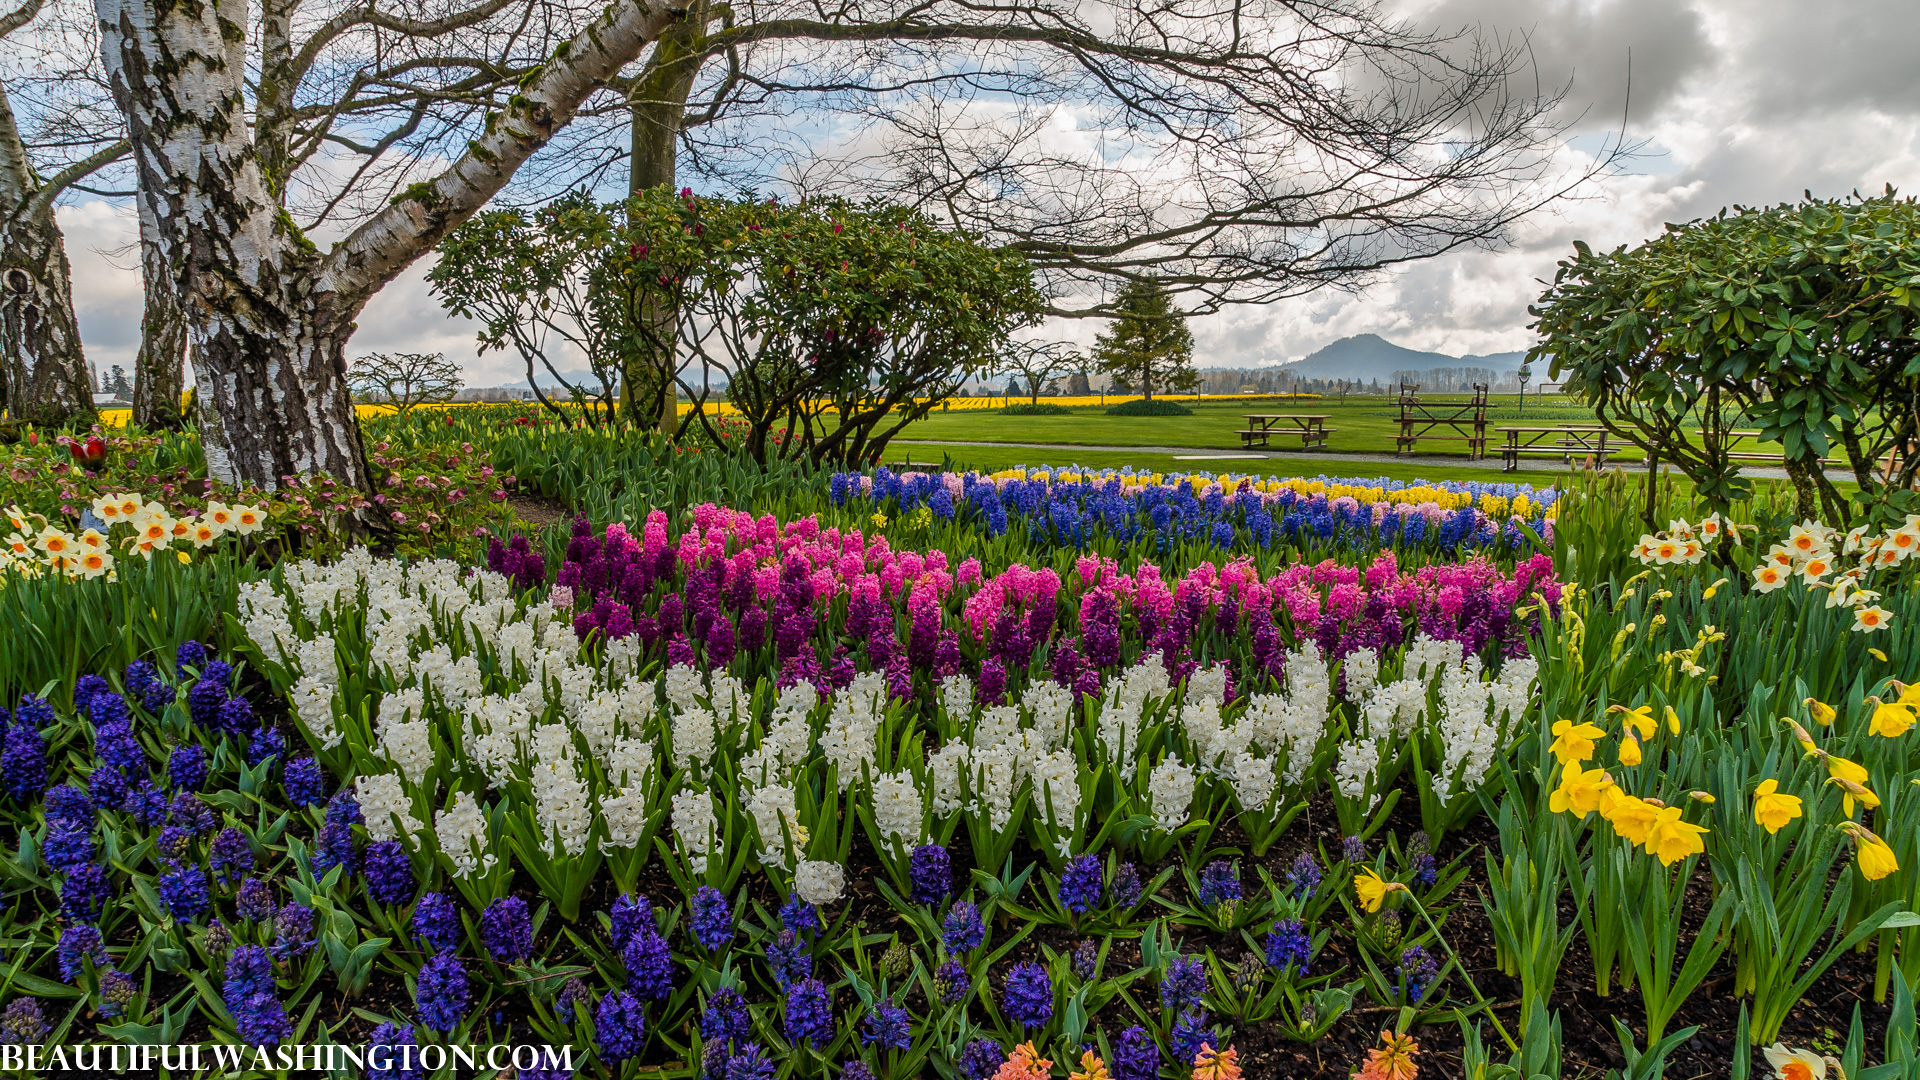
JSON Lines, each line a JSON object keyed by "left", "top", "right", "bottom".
{"left": 69, "top": 435, "right": 107, "bottom": 465}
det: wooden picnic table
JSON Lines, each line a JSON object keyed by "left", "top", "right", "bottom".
{"left": 1499, "top": 425, "right": 1611, "bottom": 472}
{"left": 1396, "top": 383, "right": 1490, "bottom": 459}
{"left": 1240, "top": 413, "right": 1333, "bottom": 450}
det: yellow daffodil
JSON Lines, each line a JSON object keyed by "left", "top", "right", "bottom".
{"left": 1867, "top": 697, "right": 1916, "bottom": 738}
{"left": 1612, "top": 703, "right": 1658, "bottom": 739}
{"left": 1689, "top": 790, "right": 1715, "bottom": 804}
{"left": 1839, "top": 822, "right": 1900, "bottom": 882}
{"left": 1644, "top": 806, "right": 1710, "bottom": 866}
{"left": 1828, "top": 776, "right": 1880, "bottom": 816}
{"left": 1549, "top": 763, "right": 1615, "bottom": 817}
{"left": 1599, "top": 789, "right": 1662, "bottom": 846}
{"left": 1803, "top": 697, "right": 1836, "bottom": 726}
{"left": 1665, "top": 705, "right": 1681, "bottom": 735}
{"left": 1899, "top": 682, "right": 1920, "bottom": 707}
{"left": 1618, "top": 731, "right": 1643, "bottom": 767}
{"left": 1752, "top": 779, "right": 1802, "bottom": 834}
{"left": 1549, "top": 718, "right": 1606, "bottom": 765}
{"left": 1869, "top": 647, "right": 1891, "bottom": 663}
{"left": 1353, "top": 868, "right": 1406, "bottom": 913}
{"left": 1762, "top": 1043, "right": 1826, "bottom": 1080}
{"left": 1821, "top": 753, "right": 1869, "bottom": 786}
{"left": 1783, "top": 718, "right": 1818, "bottom": 755}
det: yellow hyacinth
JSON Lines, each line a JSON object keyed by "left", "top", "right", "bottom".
{"left": 1752, "top": 779, "right": 1803, "bottom": 834}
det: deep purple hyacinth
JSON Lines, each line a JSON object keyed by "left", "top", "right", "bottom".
{"left": 689, "top": 886, "right": 734, "bottom": 952}
{"left": 480, "top": 896, "right": 532, "bottom": 962}
{"left": 1071, "top": 940, "right": 1099, "bottom": 980}
{"left": 124, "top": 660, "right": 174, "bottom": 714}
{"left": 838, "top": 1061, "right": 875, "bottom": 1080}
{"left": 122, "top": 780, "right": 167, "bottom": 827}
{"left": 765, "top": 929, "right": 812, "bottom": 989}
{"left": 1342, "top": 834, "right": 1367, "bottom": 864}
{"left": 216, "top": 697, "right": 255, "bottom": 738}
{"left": 860, "top": 1001, "right": 911, "bottom": 1051}
{"left": 778, "top": 893, "right": 820, "bottom": 939}
{"left": 1160, "top": 954, "right": 1209, "bottom": 1013}
{"left": 94, "top": 720, "right": 144, "bottom": 777}
{"left": 56, "top": 924, "right": 108, "bottom": 981}
{"left": 97, "top": 969, "right": 136, "bottom": 1018}
{"left": 188, "top": 664, "right": 232, "bottom": 728}
{"left": 1109, "top": 862, "right": 1143, "bottom": 908}
{"left": 366, "top": 1023, "right": 425, "bottom": 1080}
{"left": 624, "top": 930, "right": 676, "bottom": 1000}
{"left": 247, "top": 724, "right": 285, "bottom": 767}
{"left": 176, "top": 640, "right": 209, "bottom": 673}
{"left": 283, "top": 756, "right": 326, "bottom": 808}
{"left": 312, "top": 795, "right": 359, "bottom": 878}
{"left": 1264, "top": 919, "right": 1311, "bottom": 976}
{"left": 273, "top": 901, "right": 317, "bottom": 957}
{"left": 88, "top": 764, "right": 127, "bottom": 812}
{"left": 1057, "top": 855, "right": 1103, "bottom": 914}
{"left": 45, "top": 782, "right": 95, "bottom": 827}
{"left": 908, "top": 844, "right": 951, "bottom": 905}
{"left": 700, "top": 987, "right": 752, "bottom": 1044}
{"left": 416, "top": 953, "right": 471, "bottom": 1032}
{"left": 167, "top": 745, "right": 208, "bottom": 791}
{"left": 1197, "top": 860, "right": 1242, "bottom": 907}
{"left": 1, "top": 724, "right": 47, "bottom": 802}
{"left": 156, "top": 825, "right": 194, "bottom": 862}
{"left": 412, "top": 892, "right": 462, "bottom": 951}
{"left": 1411, "top": 851, "right": 1438, "bottom": 887}
{"left": 1398, "top": 944, "right": 1439, "bottom": 1004}
{"left": 236, "top": 876, "right": 275, "bottom": 922}
{"left": 1169, "top": 1010, "right": 1215, "bottom": 1068}
{"left": 1286, "top": 852, "right": 1322, "bottom": 899}
{"left": 929, "top": 955, "right": 971, "bottom": 1001}
{"left": 555, "top": 977, "right": 592, "bottom": 1023}
{"left": 942, "top": 901, "right": 985, "bottom": 953}
{"left": 594, "top": 990, "right": 648, "bottom": 1062}
{"left": 0, "top": 997, "right": 49, "bottom": 1044}
{"left": 726, "top": 1042, "right": 775, "bottom": 1080}
{"left": 42, "top": 819, "right": 96, "bottom": 870}
{"left": 784, "top": 978, "right": 833, "bottom": 1045}
{"left": 999, "top": 962, "right": 1053, "bottom": 1029}
{"left": 224, "top": 944, "right": 291, "bottom": 1046}
{"left": 1109, "top": 1025, "right": 1161, "bottom": 1080}
{"left": 61, "top": 862, "right": 110, "bottom": 922}
{"left": 158, "top": 863, "right": 209, "bottom": 921}
{"left": 210, "top": 827, "right": 254, "bottom": 884}
{"left": 610, "top": 893, "right": 657, "bottom": 951}
{"left": 170, "top": 791, "right": 217, "bottom": 835}
{"left": 13, "top": 694, "right": 51, "bottom": 730}
{"left": 363, "top": 840, "right": 417, "bottom": 905}
{"left": 957, "top": 1039, "right": 1004, "bottom": 1080}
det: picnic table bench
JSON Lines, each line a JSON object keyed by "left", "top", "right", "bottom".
{"left": 1396, "top": 383, "right": 1490, "bottom": 459}
{"left": 1499, "top": 425, "right": 1611, "bottom": 472}
{"left": 1239, "top": 414, "right": 1333, "bottom": 450}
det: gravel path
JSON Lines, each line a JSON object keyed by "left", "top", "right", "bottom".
{"left": 892, "top": 438, "right": 1807, "bottom": 480}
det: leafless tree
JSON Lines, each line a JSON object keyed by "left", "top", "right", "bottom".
{"left": 348, "top": 350, "right": 464, "bottom": 413}
{"left": 994, "top": 339, "right": 1082, "bottom": 404}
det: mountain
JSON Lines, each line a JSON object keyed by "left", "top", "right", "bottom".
{"left": 1278, "top": 334, "right": 1526, "bottom": 383}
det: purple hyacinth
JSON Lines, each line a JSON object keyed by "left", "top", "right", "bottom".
{"left": 236, "top": 876, "right": 275, "bottom": 922}
{"left": 45, "top": 782, "right": 94, "bottom": 827}
{"left": 97, "top": 969, "right": 136, "bottom": 1018}
{"left": 838, "top": 1061, "right": 875, "bottom": 1080}
{"left": 224, "top": 944, "right": 291, "bottom": 1046}
{"left": 158, "top": 863, "right": 209, "bottom": 921}
{"left": 283, "top": 756, "right": 326, "bottom": 807}
{"left": 957, "top": 1039, "right": 1004, "bottom": 1080}
{"left": 88, "top": 764, "right": 127, "bottom": 813}
{"left": 909, "top": 844, "right": 951, "bottom": 905}
{"left": 312, "top": 793, "right": 359, "bottom": 877}
{"left": 60, "top": 862, "right": 110, "bottom": 922}
{"left": 727, "top": 1042, "right": 775, "bottom": 1080}
{"left": 122, "top": 780, "right": 167, "bottom": 827}
{"left": 155, "top": 825, "right": 194, "bottom": 862}
{"left": 1342, "top": 834, "right": 1367, "bottom": 864}
{"left": 216, "top": 696, "right": 254, "bottom": 738}
{"left": 765, "top": 929, "right": 812, "bottom": 988}
{"left": 942, "top": 901, "right": 985, "bottom": 953}
{"left": 94, "top": 720, "right": 144, "bottom": 777}
{"left": 610, "top": 893, "right": 658, "bottom": 952}
{"left": 624, "top": 930, "right": 676, "bottom": 1000}
{"left": 1197, "top": 860, "right": 1242, "bottom": 907}
{"left": 167, "top": 745, "right": 208, "bottom": 791}
{"left": 1398, "top": 944, "right": 1439, "bottom": 1004}
{"left": 1160, "top": 954, "right": 1208, "bottom": 1013}
{"left": 363, "top": 840, "right": 417, "bottom": 905}
{"left": 56, "top": 924, "right": 108, "bottom": 980}
{"left": 42, "top": 820, "right": 95, "bottom": 870}
{"left": 935, "top": 960, "right": 969, "bottom": 1004}
{"left": 999, "top": 962, "right": 1053, "bottom": 1029}
{"left": 594, "top": 990, "right": 648, "bottom": 1062}
{"left": 860, "top": 1001, "right": 911, "bottom": 1051}
{"left": 1109, "top": 1025, "right": 1161, "bottom": 1080}
{"left": 1169, "top": 1010, "right": 1215, "bottom": 1068}
{"left": 1057, "top": 855, "right": 1103, "bottom": 914}
{"left": 176, "top": 640, "right": 209, "bottom": 673}
{"left": 247, "top": 724, "right": 285, "bottom": 766}
{"left": 480, "top": 896, "right": 532, "bottom": 962}
{"left": 366, "top": 1023, "right": 425, "bottom": 1080}
{"left": 1110, "top": 862, "right": 1144, "bottom": 908}
{"left": 778, "top": 892, "right": 821, "bottom": 939}
{"left": 273, "top": 901, "right": 316, "bottom": 957}
{"left": 784, "top": 978, "right": 833, "bottom": 1045}
{"left": 700, "top": 987, "right": 752, "bottom": 1044}
{"left": 85, "top": 690, "right": 130, "bottom": 727}
{"left": 124, "top": 660, "right": 174, "bottom": 714}
{"left": 555, "top": 977, "right": 591, "bottom": 1023}
{"left": 413, "top": 892, "right": 462, "bottom": 951}
{"left": 1286, "top": 852, "right": 1322, "bottom": 899}
{"left": 1, "top": 724, "right": 47, "bottom": 802}
{"left": 1265, "top": 919, "right": 1312, "bottom": 976}
{"left": 416, "top": 953, "right": 470, "bottom": 1032}
{"left": 170, "top": 791, "right": 217, "bottom": 835}
{"left": 0, "top": 996, "right": 47, "bottom": 1045}
{"left": 689, "top": 886, "right": 734, "bottom": 952}
{"left": 1072, "top": 940, "right": 1099, "bottom": 980}
{"left": 210, "top": 827, "right": 254, "bottom": 885}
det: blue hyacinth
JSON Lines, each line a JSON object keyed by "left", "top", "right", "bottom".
{"left": 594, "top": 990, "right": 648, "bottom": 1062}
{"left": 860, "top": 1000, "right": 911, "bottom": 1051}
{"left": 688, "top": 886, "right": 734, "bottom": 952}
{"left": 783, "top": 978, "right": 833, "bottom": 1045}
{"left": 942, "top": 901, "right": 985, "bottom": 953}
{"left": 415, "top": 953, "right": 470, "bottom": 1032}
{"left": 999, "top": 962, "right": 1053, "bottom": 1029}
{"left": 1057, "top": 854, "right": 1103, "bottom": 914}
{"left": 412, "top": 892, "right": 462, "bottom": 951}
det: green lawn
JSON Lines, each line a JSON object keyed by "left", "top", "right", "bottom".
{"left": 885, "top": 442, "right": 1580, "bottom": 487}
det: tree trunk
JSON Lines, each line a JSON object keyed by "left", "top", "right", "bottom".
{"left": 130, "top": 212, "right": 187, "bottom": 430}
{"left": 96, "top": 0, "right": 684, "bottom": 488}
{"left": 0, "top": 78, "right": 95, "bottom": 427}
{"left": 628, "top": 3, "right": 708, "bottom": 435}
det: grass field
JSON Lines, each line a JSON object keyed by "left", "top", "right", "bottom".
{"left": 885, "top": 442, "right": 1563, "bottom": 485}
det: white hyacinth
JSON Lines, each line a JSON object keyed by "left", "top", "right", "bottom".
{"left": 794, "top": 859, "right": 845, "bottom": 904}
{"left": 436, "top": 791, "right": 496, "bottom": 878}
{"left": 1333, "top": 738, "right": 1382, "bottom": 806}
{"left": 529, "top": 751, "right": 594, "bottom": 857}
{"left": 1341, "top": 648, "right": 1380, "bottom": 701}
{"left": 672, "top": 788, "right": 720, "bottom": 873}
{"left": 290, "top": 675, "right": 341, "bottom": 748}
{"left": 745, "top": 782, "right": 805, "bottom": 864}
{"left": 871, "top": 770, "right": 923, "bottom": 846}
{"left": 356, "top": 772, "right": 424, "bottom": 842}
{"left": 600, "top": 786, "right": 650, "bottom": 851}
{"left": 670, "top": 707, "right": 718, "bottom": 770}
{"left": 1147, "top": 755, "right": 1196, "bottom": 831}
{"left": 1229, "top": 751, "right": 1277, "bottom": 813}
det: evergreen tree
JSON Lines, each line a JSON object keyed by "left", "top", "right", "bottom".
{"left": 1091, "top": 279, "right": 1196, "bottom": 401}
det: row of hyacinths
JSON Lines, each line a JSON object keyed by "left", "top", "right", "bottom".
{"left": 827, "top": 468, "right": 1558, "bottom": 556}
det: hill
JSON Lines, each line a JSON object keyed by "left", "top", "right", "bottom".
{"left": 1278, "top": 334, "right": 1526, "bottom": 383}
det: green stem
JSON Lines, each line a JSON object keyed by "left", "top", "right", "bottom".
{"left": 1409, "top": 892, "right": 1518, "bottom": 1053}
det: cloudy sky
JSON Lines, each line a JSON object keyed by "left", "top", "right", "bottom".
{"left": 55, "top": 0, "right": 1920, "bottom": 384}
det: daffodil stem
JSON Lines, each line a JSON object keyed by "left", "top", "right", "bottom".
{"left": 1409, "top": 893, "right": 1518, "bottom": 1053}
